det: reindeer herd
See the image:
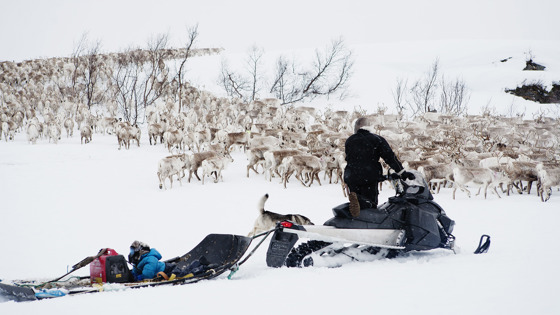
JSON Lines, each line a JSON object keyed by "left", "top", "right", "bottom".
{"left": 151, "top": 101, "right": 560, "bottom": 203}
{"left": 1, "top": 55, "right": 559, "bottom": 202}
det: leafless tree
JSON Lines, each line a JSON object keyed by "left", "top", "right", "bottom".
{"left": 394, "top": 58, "right": 470, "bottom": 117}
{"left": 111, "top": 46, "right": 140, "bottom": 122}
{"left": 410, "top": 59, "right": 439, "bottom": 115}
{"left": 247, "top": 45, "right": 265, "bottom": 102}
{"left": 392, "top": 77, "right": 408, "bottom": 116}
{"left": 219, "top": 59, "right": 251, "bottom": 101}
{"left": 111, "top": 35, "right": 170, "bottom": 123}
{"left": 438, "top": 75, "right": 469, "bottom": 116}
{"left": 174, "top": 24, "right": 199, "bottom": 111}
{"left": 221, "top": 37, "right": 354, "bottom": 105}
{"left": 54, "top": 33, "right": 104, "bottom": 109}
{"left": 480, "top": 100, "right": 498, "bottom": 118}
{"left": 140, "top": 34, "right": 169, "bottom": 115}
{"left": 269, "top": 55, "right": 305, "bottom": 104}
{"left": 83, "top": 39, "right": 103, "bottom": 108}
{"left": 63, "top": 32, "right": 89, "bottom": 104}
{"left": 269, "top": 55, "right": 291, "bottom": 103}
{"left": 505, "top": 101, "right": 526, "bottom": 118}
{"left": 285, "top": 38, "right": 353, "bottom": 104}
{"left": 218, "top": 45, "right": 265, "bottom": 103}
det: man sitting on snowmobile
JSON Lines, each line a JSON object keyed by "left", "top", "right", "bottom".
{"left": 128, "top": 241, "right": 175, "bottom": 281}
{"left": 344, "top": 117, "right": 415, "bottom": 217}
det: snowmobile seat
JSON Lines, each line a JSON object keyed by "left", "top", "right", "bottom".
{"left": 332, "top": 202, "right": 374, "bottom": 219}
{"left": 326, "top": 203, "right": 406, "bottom": 229}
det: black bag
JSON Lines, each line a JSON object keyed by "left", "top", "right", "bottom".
{"left": 171, "top": 256, "right": 216, "bottom": 277}
{"left": 105, "top": 255, "right": 133, "bottom": 283}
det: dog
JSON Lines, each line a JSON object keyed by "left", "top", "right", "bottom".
{"left": 248, "top": 193, "right": 314, "bottom": 236}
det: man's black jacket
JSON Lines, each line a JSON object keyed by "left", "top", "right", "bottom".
{"left": 344, "top": 128, "right": 403, "bottom": 186}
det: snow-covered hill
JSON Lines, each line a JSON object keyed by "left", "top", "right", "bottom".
{"left": 186, "top": 39, "right": 560, "bottom": 117}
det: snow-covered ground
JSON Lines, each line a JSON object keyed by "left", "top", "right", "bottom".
{"left": 2, "top": 1, "right": 560, "bottom": 314}
{"left": 1, "top": 122, "right": 559, "bottom": 314}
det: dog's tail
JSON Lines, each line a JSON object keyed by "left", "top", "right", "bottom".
{"left": 258, "top": 193, "right": 269, "bottom": 214}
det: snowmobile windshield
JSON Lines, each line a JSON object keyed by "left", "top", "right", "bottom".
{"left": 402, "top": 170, "right": 433, "bottom": 201}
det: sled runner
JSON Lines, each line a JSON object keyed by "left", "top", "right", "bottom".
{"left": 0, "top": 234, "right": 252, "bottom": 302}
{"left": 0, "top": 283, "right": 37, "bottom": 302}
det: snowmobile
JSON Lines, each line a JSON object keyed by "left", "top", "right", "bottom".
{"left": 0, "top": 234, "right": 255, "bottom": 302}
{"left": 266, "top": 171, "right": 457, "bottom": 268}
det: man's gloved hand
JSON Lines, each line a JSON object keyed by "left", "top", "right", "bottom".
{"left": 400, "top": 171, "right": 416, "bottom": 181}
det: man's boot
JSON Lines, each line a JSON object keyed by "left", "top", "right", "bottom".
{"left": 349, "top": 191, "right": 360, "bottom": 217}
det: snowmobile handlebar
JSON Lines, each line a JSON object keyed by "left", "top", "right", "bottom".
{"left": 383, "top": 171, "right": 416, "bottom": 182}
{"left": 381, "top": 173, "right": 401, "bottom": 181}
{"left": 382, "top": 172, "right": 418, "bottom": 196}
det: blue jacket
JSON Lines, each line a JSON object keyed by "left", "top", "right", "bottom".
{"left": 132, "top": 248, "right": 166, "bottom": 280}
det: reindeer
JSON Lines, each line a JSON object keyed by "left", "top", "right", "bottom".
{"left": 451, "top": 167, "right": 510, "bottom": 199}
{"left": 201, "top": 155, "right": 234, "bottom": 184}
{"left": 279, "top": 155, "right": 325, "bottom": 188}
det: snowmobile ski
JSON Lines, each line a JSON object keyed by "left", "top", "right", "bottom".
{"left": 265, "top": 221, "right": 405, "bottom": 268}
{"left": 282, "top": 225, "right": 406, "bottom": 249}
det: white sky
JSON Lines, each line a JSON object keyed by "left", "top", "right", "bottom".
{"left": 2, "top": 0, "right": 559, "bottom": 61}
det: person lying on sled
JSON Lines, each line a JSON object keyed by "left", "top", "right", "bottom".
{"left": 128, "top": 240, "right": 175, "bottom": 281}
